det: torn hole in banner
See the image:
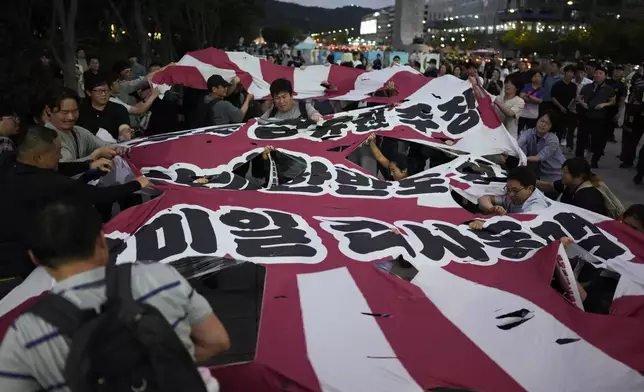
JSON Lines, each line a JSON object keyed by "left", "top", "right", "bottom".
{"left": 374, "top": 256, "right": 419, "bottom": 282}
{"left": 346, "top": 135, "right": 458, "bottom": 181}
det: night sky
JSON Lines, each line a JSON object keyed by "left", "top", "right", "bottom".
{"left": 280, "top": 0, "right": 393, "bottom": 9}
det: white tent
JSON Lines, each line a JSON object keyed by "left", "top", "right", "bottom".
{"left": 295, "top": 36, "right": 317, "bottom": 50}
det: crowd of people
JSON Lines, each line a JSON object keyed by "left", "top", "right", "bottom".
{"left": 0, "top": 44, "right": 643, "bottom": 392}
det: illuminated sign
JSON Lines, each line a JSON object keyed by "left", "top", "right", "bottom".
{"left": 360, "top": 19, "right": 377, "bottom": 35}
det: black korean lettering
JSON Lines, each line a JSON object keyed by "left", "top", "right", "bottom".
{"left": 325, "top": 219, "right": 416, "bottom": 257}
{"left": 353, "top": 107, "right": 388, "bottom": 134}
{"left": 310, "top": 117, "right": 350, "bottom": 140}
{"left": 135, "top": 213, "right": 188, "bottom": 260}
{"left": 403, "top": 223, "right": 489, "bottom": 262}
{"left": 396, "top": 172, "right": 449, "bottom": 196}
{"left": 455, "top": 159, "right": 504, "bottom": 185}
{"left": 437, "top": 89, "right": 480, "bottom": 135}
{"left": 269, "top": 161, "right": 332, "bottom": 194}
{"left": 220, "top": 209, "right": 318, "bottom": 258}
{"left": 531, "top": 221, "right": 568, "bottom": 243}
{"left": 396, "top": 104, "right": 440, "bottom": 134}
{"left": 335, "top": 166, "right": 391, "bottom": 197}
{"left": 470, "top": 220, "right": 543, "bottom": 259}
{"left": 554, "top": 213, "right": 625, "bottom": 260}
{"left": 254, "top": 123, "right": 300, "bottom": 139}
{"left": 180, "top": 208, "right": 218, "bottom": 254}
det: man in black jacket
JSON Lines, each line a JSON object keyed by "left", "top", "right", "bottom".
{"left": 0, "top": 124, "right": 149, "bottom": 282}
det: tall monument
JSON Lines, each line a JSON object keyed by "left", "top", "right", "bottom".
{"left": 393, "top": 0, "right": 425, "bottom": 50}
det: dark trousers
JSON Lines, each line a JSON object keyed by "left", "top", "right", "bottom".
{"left": 621, "top": 115, "right": 644, "bottom": 165}
{"left": 518, "top": 117, "right": 537, "bottom": 135}
{"left": 554, "top": 109, "right": 568, "bottom": 141}
{"left": 637, "top": 143, "right": 644, "bottom": 177}
{"left": 577, "top": 116, "right": 610, "bottom": 164}
{"left": 566, "top": 112, "right": 578, "bottom": 149}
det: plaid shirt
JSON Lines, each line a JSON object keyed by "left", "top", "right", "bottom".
{"left": 0, "top": 136, "right": 16, "bottom": 153}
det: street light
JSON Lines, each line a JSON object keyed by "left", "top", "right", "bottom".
{"left": 567, "top": 0, "right": 573, "bottom": 4}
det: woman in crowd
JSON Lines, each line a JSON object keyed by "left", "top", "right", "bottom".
{"left": 494, "top": 75, "right": 525, "bottom": 139}
{"left": 517, "top": 111, "right": 565, "bottom": 183}
{"left": 453, "top": 66, "right": 462, "bottom": 79}
{"left": 537, "top": 157, "right": 622, "bottom": 216}
{"left": 484, "top": 68, "right": 503, "bottom": 96}
{"left": 438, "top": 64, "right": 447, "bottom": 77}
{"left": 518, "top": 70, "right": 543, "bottom": 135}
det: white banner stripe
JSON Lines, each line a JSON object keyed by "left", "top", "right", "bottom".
{"left": 412, "top": 267, "right": 644, "bottom": 391}
{"left": 297, "top": 267, "right": 423, "bottom": 392}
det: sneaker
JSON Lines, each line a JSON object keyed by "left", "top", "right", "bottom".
{"left": 620, "top": 162, "right": 633, "bottom": 168}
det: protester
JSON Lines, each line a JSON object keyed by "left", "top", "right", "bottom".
{"left": 424, "top": 59, "right": 438, "bottom": 77}
{"left": 77, "top": 75, "right": 133, "bottom": 142}
{"left": 260, "top": 78, "right": 322, "bottom": 122}
{"left": 536, "top": 157, "right": 625, "bottom": 217}
{"left": 621, "top": 204, "right": 644, "bottom": 232}
{"left": 44, "top": 87, "right": 122, "bottom": 163}
{"left": 0, "top": 124, "right": 148, "bottom": 279}
{"left": 621, "top": 71, "right": 644, "bottom": 169}
{"left": 82, "top": 55, "right": 100, "bottom": 85}
{"left": 391, "top": 56, "right": 401, "bottom": 67}
{"left": 453, "top": 66, "right": 462, "bottom": 79}
{"left": 494, "top": 76, "right": 525, "bottom": 138}
{"left": 0, "top": 103, "right": 20, "bottom": 161}
{"left": 0, "top": 198, "right": 229, "bottom": 391}
{"left": 289, "top": 50, "right": 306, "bottom": 68}
{"left": 518, "top": 71, "right": 543, "bottom": 134}
{"left": 76, "top": 48, "right": 88, "bottom": 72}
{"left": 148, "top": 62, "right": 162, "bottom": 73}
{"left": 540, "top": 60, "right": 562, "bottom": 116}
{"left": 576, "top": 67, "right": 616, "bottom": 168}
{"left": 484, "top": 69, "right": 503, "bottom": 96}
{"left": 372, "top": 54, "right": 382, "bottom": 70}
{"left": 108, "top": 72, "right": 160, "bottom": 116}
{"left": 466, "top": 62, "right": 484, "bottom": 86}
{"left": 128, "top": 54, "right": 147, "bottom": 79}
{"left": 606, "top": 65, "right": 627, "bottom": 143}
{"left": 469, "top": 166, "right": 551, "bottom": 229}
{"left": 515, "top": 60, "right": 532, "bottom": 90}
{"left": 200, "top": 75, "right": 253, "bottom": 126}
{"left": 366, "top": 133, "right": 410, "bottom": 181}
{"left": 567, "top": 65, "right": 593, "bottom": 151}
{"left": 438, "top": 64, "right": 447, "bottom": 77}
{"left": 518, "top": 111, "right": 565, "bottom": 182}
{"left": 550, "top": 65, "right": 577, "bottom": 143}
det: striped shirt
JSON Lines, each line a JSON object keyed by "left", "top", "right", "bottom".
{"left": 0, "top": 262, "right": 212, "bottom": 392}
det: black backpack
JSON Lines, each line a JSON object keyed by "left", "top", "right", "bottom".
{"left": 269, "top": 100, "right": 308, "bottom": 119}
{"left": 189, "top": 97, "right": 221, "bottom": 129}
{"left": 26, "top": 263, "right": 207, "bottom": 392}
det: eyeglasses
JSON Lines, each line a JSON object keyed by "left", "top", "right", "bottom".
{"left": 504, "top": 186, "right": 527, "bottom": 196}
{"left": 92, "top": 88, "right": 109, "bottom": 95}
{"left": 1, "top": 114, "right": 19, "bottom": 121}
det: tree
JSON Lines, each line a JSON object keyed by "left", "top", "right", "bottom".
{"left": 262, "top": 26, "right": 297, "bottom": 45}
{"left": 49, "top": 0, "right": 79, "bottom": 88}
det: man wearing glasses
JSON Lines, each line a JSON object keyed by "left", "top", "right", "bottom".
{"left": 470, "top": 166, "right": 551, "bottom": 230}
{"left": 0, "top": 103, "right": 20, "bottom": 153}
{"left": 78, "top": 75, "right": 133, "bottom": 142}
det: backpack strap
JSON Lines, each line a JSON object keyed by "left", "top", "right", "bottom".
{"left": 26, "top": 294, "right": 92, "bottom": 338}
{"left": 299, "top": 100, "right": 308, "bottom": 119}
{"left": 105, "top": 263, "right": 134, "bottom": 303}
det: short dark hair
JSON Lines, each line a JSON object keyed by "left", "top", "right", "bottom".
{"left": 84, "top": 74, "right": 108, "bottom": 92}
{"left": 88, "top": 55, "right": 100, "bottom": 63}
{"left": 623, "top": 204, "right": 644, "bottom": 223}
{"left": 45, "top": 86, "right": 79, "bottom": 111}
{"left": 563, "top": 65, "right": 575, "bottom": 73}
{"left": 531, "top": 61, "right": 540, "bottom": 67}
{"left": 413, "top": 60, "right": 421, "bottom": 69}
{"left": 615, "top": 65, "right": 625, "bottom": 71}
{"left": 562, "top": 157, "right": 593, "bottom": 181}
{"left": 16, "top": 123, "right": 58, "bottom": 156}
{"left": 540, "top": 110, "right": 560, "bottom": 131}
{"left": 506, "top": 166, "right": 537, "bottom": 188}
{"left": 576, "top": 64, "right": 585, "bottom": 72}
{"left": 26, "top": 198, "right": 103, "bottom": 268}
{"left": 270, "top": 78, "right": 294, "bottom": 97}
{"left": 551, "top": 60, "right": 562, "bottom": 68}
{"left": 393, "top": 55, "right": 401, "bottom": 61}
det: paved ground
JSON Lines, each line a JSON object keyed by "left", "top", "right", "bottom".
{"left": 564, "top": 128, "right": 644, "bottom": 208}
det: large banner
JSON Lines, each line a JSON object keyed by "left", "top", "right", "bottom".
{"left": 2, "top": 73, "right": 644, "bottom": 392}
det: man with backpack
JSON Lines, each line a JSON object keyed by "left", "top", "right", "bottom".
{"left": 201, "top": 74, "right": 254, "bottom": 127}
{"left": 0, "top": 198, "right": 229, "bottom": 391}
{"left": 260, "top": 78, "right": 322, "bottom": 122}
